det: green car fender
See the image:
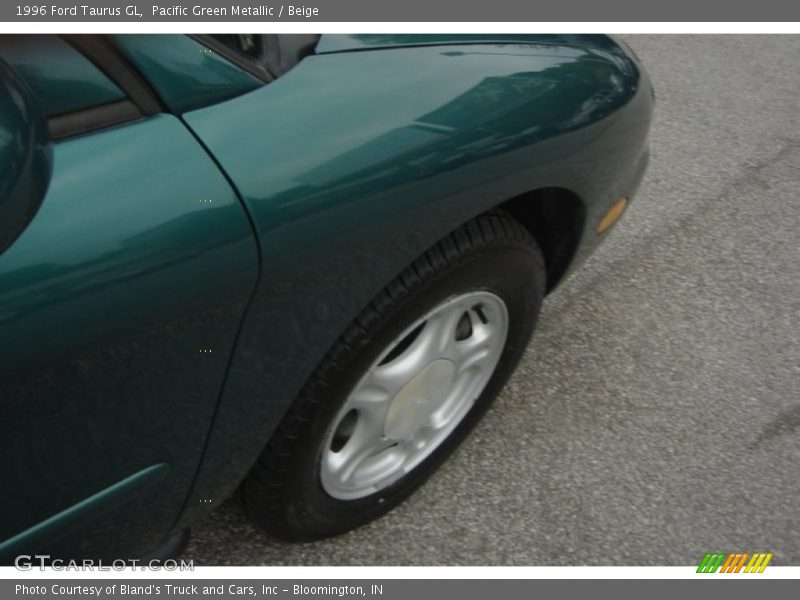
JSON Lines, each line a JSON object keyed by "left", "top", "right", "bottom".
{"left": 174, "top": 40, "right": 652, "bottom": 527}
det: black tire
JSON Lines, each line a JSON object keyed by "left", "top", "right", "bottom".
{"left": 242, "top": 211, "right": 546, "bottom": 541}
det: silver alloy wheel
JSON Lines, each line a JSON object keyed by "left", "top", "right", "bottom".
{"left": 320, "top": 291, "right": 509, "bottom": 500}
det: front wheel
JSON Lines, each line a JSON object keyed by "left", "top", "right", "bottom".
{"left": 242, "top": 211, "right": 546, "bottom": 541}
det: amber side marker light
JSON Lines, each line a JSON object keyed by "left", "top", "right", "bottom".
{"left": 597, "top": 196, "right": 629, "bottom": 234}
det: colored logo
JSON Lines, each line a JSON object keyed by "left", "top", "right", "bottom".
{"left": 697, "top": 552, "right": 774, "bottom": 573}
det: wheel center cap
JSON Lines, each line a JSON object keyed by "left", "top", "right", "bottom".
{"left": 383, "top": 359, "right": 455, "bottom": 440}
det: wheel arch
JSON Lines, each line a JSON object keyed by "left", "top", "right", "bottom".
{"left": 495, "top": 186, "right": 586, "bottom": 293}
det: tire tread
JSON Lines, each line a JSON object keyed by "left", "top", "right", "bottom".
{"left": 242, "top": 210, "right": 542, "bottom": 539}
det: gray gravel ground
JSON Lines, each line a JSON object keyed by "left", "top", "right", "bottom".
{"left": 186, "top": 35, "right": 800, "bottom": 565}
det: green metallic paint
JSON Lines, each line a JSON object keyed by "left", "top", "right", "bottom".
{"left": 0, "top": 58, "right": 52, "bottom": 255}
{"left": 0, "top": 464, "right": 169, "bottom": 559}
{"left": 0, "top": 114, "right": 259, "bottom": 560}
{"left": 316, "top": 34, "right": 630, "bottom": 56}
{"left": 175, "top": 39, "right": 652, "bottom": 529}
{"left": 0, "top": 35, "right": 653, "bottom": 557}
{"left": 110, "top": 34, "right": 263, "bottom": 114}
{"left": 0, "top": 36, "right": 125, "bottom": 117}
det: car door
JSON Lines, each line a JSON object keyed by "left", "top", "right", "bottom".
{"left": 0, "top": 35, "right": 259, "bottom": 560}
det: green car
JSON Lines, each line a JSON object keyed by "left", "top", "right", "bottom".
{"left": 0, "top": 34, "right": 652, "bottom": 561}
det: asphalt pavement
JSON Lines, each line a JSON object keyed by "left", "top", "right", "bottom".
{"left": 185, "top": 35, "right": 800, "bottom": 565}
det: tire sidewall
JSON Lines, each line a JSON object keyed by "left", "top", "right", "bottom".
{"left": 277, "top": 242, "right": 545, "bottom": 538}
